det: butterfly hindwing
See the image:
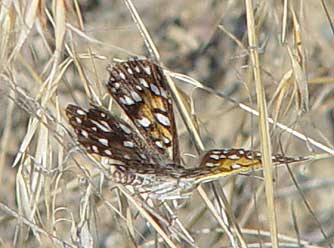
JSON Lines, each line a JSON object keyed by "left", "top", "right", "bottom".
{"left": 107, "top": 59, "right": 180, "bottom": 164}
{"left": 193, "top": 148, "right": 307, "bottom": 182}
{"left": 66, "top": 104, "right": 158, "bottom": 169}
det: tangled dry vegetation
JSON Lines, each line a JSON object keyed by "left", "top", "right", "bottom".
{"left": 0, "top": 1, "right": 333, "bottom": 247}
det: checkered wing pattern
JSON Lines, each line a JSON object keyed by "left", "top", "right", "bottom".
{"left": 192, "top": 148, "right": 307, "bottom": 182}
{"left": 107, "top": 59, "right": 180, "bottom": 164}
{"left": 66, "top": 104, "right": 160, "bottom": 171}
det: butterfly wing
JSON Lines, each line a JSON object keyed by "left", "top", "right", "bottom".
{"left": 66, "top": 104, "right": 160, "bottom": 171}
{"left": 106, "top": 59, "right": 180, "bottom": 164}
{"left": 190, "top": 148, "right": 307, "bottom": 183}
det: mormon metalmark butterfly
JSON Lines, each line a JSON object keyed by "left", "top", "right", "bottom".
{"left": 66, "top": 59, "right": 307, "bottom": 199}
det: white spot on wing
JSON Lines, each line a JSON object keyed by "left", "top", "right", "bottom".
{"left": 228, "top": 154, "right": 240, "bottom": 160}
{"left": 114, "top": 82, "right": 120, "bottom": 89}
{"left": 160, "top": 88, "right": 168, "bottom": 99}
{"left": 134, "top": 66, "right": 140, "bottom": 73}
{"left": 99, "top": 138, "right": 108, "bottom": 146}
{"left": 76, "top": 109, "right": 85, "bottom": 115}
{"left": 131, "top": 91, "right": 142, "bottom": 102}
{"left": 139, "top": 78, "right": 149, "bottom": 88}
{"left": 92, "top": 145, "right": 99, "bottom": 153}
{"left": 119, "top": 123, "right": 132, "bottom": 134}
{"left": 140, "top": 154, "right": 147, "bottom": 160}
{"left": 205, "top": 162, "right": 219, "bottom": 167}
{"left": 119, "top": 72, "right": 126, "bottom": 80}
{"left": 246, "top": 154, "right": 254, "bottom": 159}
{"left": 212, "top": 150, "right": 222, "bottom": 155}
{"left": 163, "top": 137, "right": 170, "bottom": 145}
{"left": 154, "top": 113, "right": 170, "bottom": 126}
{"left": 231, "top": 164, "right": 242, "bottom": 169}
{"left": 150, "top": 84, "right": 160, "bottom": 95}
{"left": 105, "top": 150, "right": 112, "bottom": 156}
{"left": 136, "top": 85, "right": 143, "bottom": 91}
{"left": 223, "top": 149, "right": 231, "bottom": 154}
{"left": 91, "top": 120, "right": 111, "bottom": 132}
{"left": 127, "top": 68, "right": 133, "bottom": 74}
{"left": 143, "top": 66, "right": 151, "bottom": 75}
{"left": 123, "top": 141, "right": 135, "bottom": 148}
{"left": 210, "top": 154, "right": 220, "bottom": 160}
{"left": 101, "top": 121, "right": 110, "bottom": 128}
{"left": 80, "top": 130, "right": 88, "bottom": 138}
{"left": 155, "top": 140, "right": 164, "bottom": 149}
{"left": 138, "top": 117, "right": 151, "bottom": 128}
{"left": 75, "top": 117, "right": 82, "bottom": 124}
{"left": 120, "top": 95, "right": 135, "bottom": 106}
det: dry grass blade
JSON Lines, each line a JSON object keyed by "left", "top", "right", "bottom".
{"left": 0, "top": 92, "right": 14, "bottom": 184}
{"left": 286, "top": 165, "right": 333, "bottom": 248}
{"left": 290, "top": 202, "right": 302, "bottom": 247}
{"left": 320, "top": 0, "right": 334, "bottom": 36}
{"left": 54, "top": 0, "right": 66, "bottom": 55}
{"left": 123, "top": 0, "right": 160, "bottom": 60}
{"left": 289, "top": 5, "right": 309, "bottom": 112}
{"left": 197, "top": 187, "right": 244, "bottom": 248}
{"left": 244, "top": 1, "right": 278, "bottom": 247}
{"left": 281, "top": 0, "right": 288, "bottom": 43}
{"left": 270, "top": 69, "right": 294, "bottom": 124}
{"left": 8, "top": 0, "right": 39, "bottom": 63}
{"left": 0, "top": 202, "right": 75, "bottom": 247}
{"left": 117, "top": 187, "right": 178, "bottom": 248}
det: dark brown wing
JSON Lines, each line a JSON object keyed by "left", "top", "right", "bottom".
{"left": 66, "top": 104, "right": 161, "bottom": 171}
{"left": 106, "top": 59, "right": 180, "bottom": 164}
{"left": 184, "top": 148, "right": 307, "bottom": 183}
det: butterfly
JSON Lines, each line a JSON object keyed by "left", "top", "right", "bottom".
{"left": 66, "top": 58, "right": 307, "bottom": 200}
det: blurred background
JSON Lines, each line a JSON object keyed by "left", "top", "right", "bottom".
{"left": 0, "top": 0, "right": 333, "bottom": 247}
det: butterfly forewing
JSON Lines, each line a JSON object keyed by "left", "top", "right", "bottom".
{"left": 66, "top": 104, "right": 160, "bottom": 170}
{"left": 107, "top": 59, "right": 180, "bottom": 164}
